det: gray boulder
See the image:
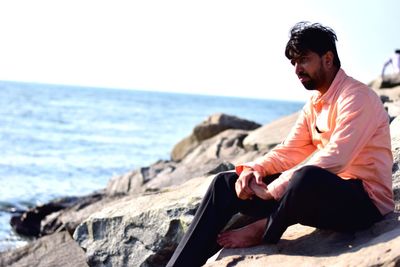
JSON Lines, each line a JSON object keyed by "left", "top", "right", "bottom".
{"left": 0, "top": 231, "right": 88, "bottom": 267}
{"left": 391, "top": 115, "right": 400, "bottom": 210}
{"left": 73, "top": 175, "right": 213, "bottom": 267}
{"left": 106, "top": 129, "right": 250, "bottom": 195}
{"left": 106, "top": 160, "right": 178, "bottom": 195}
{"left": 143, "top": 129, "right": 245, "bottom": 190}
{"left": 171, "top": 113, "right": 260, "bottom": 161}
{"left": 106, "top": 113, "right": 261, "bottom": 197}
{"left": 381, "top": 73, "right": 400, "bottom": 88}
{"left": 369, "top": 74, "right": 400, "bottom": 121}
{"left": 192, "top": 113, "right": 261, "bottom": 141}
{"left": 40, "top": 193, "right": 120, "bottom": 237}
{"left": 369, "top": 73, "right": 400, "bottom": 90}
{"left": 385, "top": 99, "right": 400, "bottom": 120}
{"left": 243, "top": 111, "right": 300, "bottom": 151}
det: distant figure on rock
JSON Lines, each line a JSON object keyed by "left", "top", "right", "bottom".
{"left": 382, "top": 49, "right": 400, "bottom": 81}
{"left": 167, "top": 22, "right": 394, "bottom": 267}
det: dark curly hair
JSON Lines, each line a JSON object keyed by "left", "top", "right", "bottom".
{"left": 285, "top": 21, "right": 341, "bottom": 68}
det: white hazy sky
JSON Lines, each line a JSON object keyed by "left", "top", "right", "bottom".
{"left": 0, "top": 0, "right": 398, "bottom": 101}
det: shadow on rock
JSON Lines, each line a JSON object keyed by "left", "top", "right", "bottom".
{"left": 218, "top": 212, "right": 400, "bottom": 260}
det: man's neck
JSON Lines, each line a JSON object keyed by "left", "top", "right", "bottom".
{"left": 318, "top": 67, "right": 339, "bottom": 96}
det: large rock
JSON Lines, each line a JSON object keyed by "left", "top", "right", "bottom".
{"left": 377, "top": 87, "right": 400, "bottom": 121}
{"left": 243, "top": 111, "right": 300, "bottom": 151}
{"left": 106, "top": 160, "right": 179, "bottom": 195}
{"left": 171, "top": 113, "right": 261, "bottom": 161}
{"left": 73, "top": 175, "right": 213, "bottom": 267}
{"left": 106, "top": 114, "right": 262, "bottom": 197}
{"left": 40, "top": 193, "right": 120, "bottom": 237}
{"left": 144, "top": 129, "right": 248, "bottom": 190}
{"left": 391, "top": 115, "right": 400, "bottom": 210}
{"left": 0, "top": 231, "right": 87, "bottom": 267}
{"left": 381, "top": 73, "right": 400, "bottom": 88}
{"left": 375, "top": 85, "right": 400, "bottom": 104}
{"left": 106, "top": 129, "right": 249, "bottom": 195}
{"left": 10, "top": 196, "right": 88, "bottom": 237}
{"left": 206, "top": 214, "right": 400, "bottom": 266}
{"left": 369, "top": 74, "right": 400, "bottom": 120}
{"left": 385, "top": 99, "right": 400, "bottom": 120}
{"left": 369, "top": 73, "right": 400, "bottom": 90}
{"left": 10, "top": 192, "right": 111, "bottom": 239}
{"left": 192, "top": 113, "right": 261, "bottom": 141}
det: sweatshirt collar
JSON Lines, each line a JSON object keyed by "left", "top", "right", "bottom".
{"left": 311, "top": 68, "right": 346, "bottom": 111}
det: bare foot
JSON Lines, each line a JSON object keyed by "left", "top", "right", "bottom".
{"left": 217, "top": 219, "right": 267, "bottom": 248}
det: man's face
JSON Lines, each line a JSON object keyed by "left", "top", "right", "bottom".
{"left": 290, "top": 51, "right": 328, "bottom": 91}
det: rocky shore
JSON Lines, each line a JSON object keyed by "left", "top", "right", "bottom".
{"left": 1, "top": 74, "right": 400, "bottom": 267}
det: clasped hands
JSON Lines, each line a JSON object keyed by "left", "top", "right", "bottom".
{"left": 235, "top": 169, "right": 273, "bottom": 200}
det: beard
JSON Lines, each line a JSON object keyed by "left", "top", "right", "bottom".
{"left": 298, "top": 73, "right": 317, "bottom": 90}
{"left": 301, "top": 76, "right": 317, "bottom": 90}
{"left": 298, "top": 68, "right": 326, "bottom": 91}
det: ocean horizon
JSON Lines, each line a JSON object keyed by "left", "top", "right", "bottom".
{"left": 0, "top": 80, "right": 305, "bottom": 251}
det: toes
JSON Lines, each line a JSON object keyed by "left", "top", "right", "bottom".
{"left": 217, "top": 232, "right": 236, "bottom": 248}
{"left": 217, "top": 238, "right": 230, "bottom": 247}
{"left": 217, "top": 235, "right": 230, "bottom": 245}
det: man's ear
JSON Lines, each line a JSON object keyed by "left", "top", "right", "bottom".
{"left": 323, "top": 51, "right": 334, "bottom": 68}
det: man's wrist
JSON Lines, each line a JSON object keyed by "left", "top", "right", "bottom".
{"left": 242, "top": 166, "right": 254, "bottom": 173}
{"left": 263, "top": 190, "right": 273, "bottom": 200}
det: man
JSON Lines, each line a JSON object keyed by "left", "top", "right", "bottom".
{"left": 381, "top": 49, "right": 400, "bottom": 80}
{"left": 167, "top": 21, "right": 394, "bottom": 267}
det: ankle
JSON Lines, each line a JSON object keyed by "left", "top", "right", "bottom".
{"left": 251, "top": 219, "right": 267, "bottom": 237}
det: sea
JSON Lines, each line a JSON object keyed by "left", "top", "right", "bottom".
{"left": 0, "top": 81, "right": 305, "bottom": 252}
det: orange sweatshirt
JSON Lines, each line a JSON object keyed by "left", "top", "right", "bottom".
{"left": 236, "top": 69, "right": 394, "bottom": 215}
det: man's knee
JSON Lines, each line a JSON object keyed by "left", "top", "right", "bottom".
{"left": 289, "top": 165, "right": 326, "bottom": 195}
{"left": 211, "top": 171, "right": 237, "bottom": 192}
{"left": 279, "top": 166, "right": 331, "bottom": 226}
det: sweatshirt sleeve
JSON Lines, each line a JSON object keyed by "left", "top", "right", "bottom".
{"left": 236, "top": 107, "right": 316, "bottom": 183}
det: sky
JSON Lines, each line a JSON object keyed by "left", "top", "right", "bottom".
{"left": 0, "top": 0, "right": 398, "bottom": 102}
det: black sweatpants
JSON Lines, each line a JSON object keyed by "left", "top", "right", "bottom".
{"left": 167, "top": 165, "right": 383, "bottom": 267}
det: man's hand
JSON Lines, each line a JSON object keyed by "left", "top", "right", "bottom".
{"left": 249, "top": 179, "right": 273, "bottom": 200}
{"left": 235, "top": 169, "right": 263, "bottom": 200}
